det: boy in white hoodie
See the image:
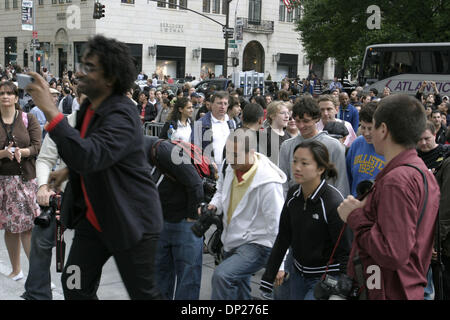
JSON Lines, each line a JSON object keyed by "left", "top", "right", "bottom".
{"left": 208, "top": 128, "right": 286, "bottom": 300}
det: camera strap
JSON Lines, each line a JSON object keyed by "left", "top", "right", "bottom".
{"left": 0, "top": 110, "right": 18, "bottom": 146}
{"left": 322, "top": 222, "right": 347, "bottom": 279}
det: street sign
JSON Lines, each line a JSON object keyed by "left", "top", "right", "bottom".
{"left": 229, "top": 39, "right": 235, "bottom": 44}
{"left": 229, "top": 44, "right": 237, "bottom": 49}
{"left": 32, "top": 31, "right": 38, "bottom": 39}
{"left": 223, "top": 31, "right": 234, "bottom": 39}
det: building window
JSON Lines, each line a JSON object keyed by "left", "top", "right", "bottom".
{"left": 5, "top": 0, "right": 9, "bottom": 9}
{"left": 221, "top": 0, "right": 227, "bottom": 15}
{"left": 121, "top": 0, "right": 134, "bottom": 4}
{"left": 294, "top": 5, "right": 301, "bottom": 21}
{"left": 59, "top": 0, "right": 64, "bottom": 4}
{"left": 202, "top": 0, "right": 210, "bottom": 13}
{"left": 157, "top": 0, "right": 165, "bottom": 8}
{"left": 168, "top": 0, "right": 176, "bottom": 9}
{"left": 279, "top": 0, "right": 285, "bottom": 22}
{"left": 12, "top": 0, "right": 17, "bottom": 8}
{"left": 52, "top": 0, "right": 57, "bottom": 4}
{"left": 39, "top": 0, "right": 44, "bottom": 5}
{"left": 286, "top": 6, "right": 293, "bottom": 22}
{"left": 179, "top": 0, "right": 187, "bottom": 8}
{"left": 212, "top": 0, "right": 220, "bottom": 14}
{"left": 249, "top": 0, "right": 261, "bottom": 24}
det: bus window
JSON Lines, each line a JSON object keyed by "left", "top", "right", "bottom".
{"left": 364, "top": 50, "right": 381, "bottom": 81}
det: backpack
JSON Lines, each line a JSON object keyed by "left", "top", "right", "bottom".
{"left": 62, "top": 95, "right": 73, "bottom": 114}
{"left": 150, "top": 139, "right": 218, "bottom": 202}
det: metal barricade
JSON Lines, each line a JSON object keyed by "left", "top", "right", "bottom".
{"left": 143, "top": 122, "right": 165, "bottom": 136}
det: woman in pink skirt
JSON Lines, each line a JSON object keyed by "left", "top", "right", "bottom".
{"left": 0, "top": 81, "right": 41, "bottom": 280}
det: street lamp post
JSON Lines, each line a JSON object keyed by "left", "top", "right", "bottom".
{"left": 223, "top": 0, "right": 232, "bottom": 78}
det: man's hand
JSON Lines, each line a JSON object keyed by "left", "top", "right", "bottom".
{"left": 274, "top": 271, "right": 287, "bottom": 287}
{"left": 337, "top": 195, "right": 367, "bottom": 223}
{"left": 48, "top": 168, "right": 69, "bottom": 191}
{"left": 37, "top": 184, "right": 56, "bottom": 207}
{"left": 25, "top": 72, "right": 60, "bottom": 121}
{"left": 197, "top": 204, "right": 217, "bottom": 216}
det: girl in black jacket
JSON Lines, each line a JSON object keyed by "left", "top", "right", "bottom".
{"left": 260, "top": 140, "right": 351, "bottom": 300}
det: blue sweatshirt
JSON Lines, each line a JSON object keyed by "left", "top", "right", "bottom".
{"left": 346, "top": 136, "right": 386, "bottom": 197}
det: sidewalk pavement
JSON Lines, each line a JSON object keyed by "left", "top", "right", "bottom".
{"left": 0, "top": 229, "right": 263, "bottom": 300}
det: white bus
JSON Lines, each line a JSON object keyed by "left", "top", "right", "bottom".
{"left": 358, "top": 43, "right": 450, "bottom": 96}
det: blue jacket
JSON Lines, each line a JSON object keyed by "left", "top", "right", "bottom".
{"left": 338, "top": 103, "right": 359, "bottom": 133}
{"left": 51, "top": 94, "right": 163, "bottom": 252}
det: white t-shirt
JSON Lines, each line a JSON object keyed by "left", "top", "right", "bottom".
{"left": 211, "top": 114, "right": 230, "bottom": 166}
{"left": 172, "top": 119, "right": 192, "bottom": 143}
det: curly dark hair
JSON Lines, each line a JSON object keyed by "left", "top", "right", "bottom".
{"left": 83, "top": 35, "right": 137, "bottom": 95}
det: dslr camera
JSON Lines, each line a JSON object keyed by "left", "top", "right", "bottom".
{"left": 191, "top": 202, "right": 223, "bottom": 238}
{"left": 202, "top": 177, "right": 217, "bottom": 203}
{"left": 314, "top": 274, "right": 360, "bottom": 300}
{"left": 34, "top": 195, "right": 60, "bottom": 228}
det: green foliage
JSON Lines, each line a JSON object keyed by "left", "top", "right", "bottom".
{"left": 296, "top": 0, "right": 450, "bottom": 76}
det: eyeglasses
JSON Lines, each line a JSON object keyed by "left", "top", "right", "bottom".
{"left": 75, "top": 62, "right": 97, "bottom": 74}
{"left": 0, "top": 91, "right": 15, "bottom": 96}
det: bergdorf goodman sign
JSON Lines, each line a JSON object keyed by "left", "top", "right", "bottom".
{"left": 160, "top": 22, "right": 184, "bottom": 33}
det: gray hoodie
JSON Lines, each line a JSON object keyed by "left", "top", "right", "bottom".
{"left": 279, "top": 131, "right": 350, "bottom": 197}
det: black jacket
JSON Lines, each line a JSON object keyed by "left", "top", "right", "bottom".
{"left": 261, "top": 180, "right": 351, "bottom": 293}
{"left": 144, "top": 136, "right": 204, "bottom": 222}
{"left": 137, "top": 102, "right": 158, "bottom": 122}
{"left": 51, "top": 94, "right": 163, "bottom": 253}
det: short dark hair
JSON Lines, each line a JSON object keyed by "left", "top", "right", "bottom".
{"left": 359, "top": 101, "right": 378, "bottom": 123}
{"left": 431, "top": 108, "right": 442, "bottom": 116}
{"left": 242, "top": 103, "right": 264, "bottom": 124}
{"left": 369, "top": 88, "right": 378, "bottom": 95}
{"left": 211, "top": 91, "right": 229, "bottom": 104}
{"left": 293, "top": 140, "right": 337, "bottom": 180}
{"left": 292, "top": 96, "right": 321, "bottom": 120}
{"left": 374, "top": 94, "right": 426, "bottom": 148}
{"left": 83, "top": 35, "right": 137, "bottom": 95}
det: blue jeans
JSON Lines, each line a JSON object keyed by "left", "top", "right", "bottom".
{"left": 23, "top": 217, "right": 56, "bottom": 300}
{"left": 290, "top": 267, "right": 321, "bottom": 300}
{"left": 273, "top": 249, "right": 293, "bottom": 300}
{"left": 424, "top": 267, "right": 435, "bottom": 300}
{"left": 211, "top": 243, "right": 271, "bottom": 300}
{"left": 155, "top": 219, "right": 203, "bottom": 300}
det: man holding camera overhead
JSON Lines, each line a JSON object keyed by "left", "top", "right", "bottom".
{"left": 208, "top": 128, "right": 286, "bottom": 300}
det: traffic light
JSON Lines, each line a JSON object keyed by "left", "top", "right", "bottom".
{"left": 93, "top": 2, "right": 105, "bottom": 19}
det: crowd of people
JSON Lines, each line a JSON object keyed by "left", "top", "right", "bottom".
{"left": 0, "top": 35, "right": 450, "bottom": 301}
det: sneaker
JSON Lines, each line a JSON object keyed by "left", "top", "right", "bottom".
{"left": 51, "top": 282, "right": 56, "bottom": 290}
{"left": 9, "top": 270, "right": 24, "bottom": 281}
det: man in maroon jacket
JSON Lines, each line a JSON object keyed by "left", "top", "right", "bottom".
{"left": 338, "top": 94, "right": 440, "bottom": 300}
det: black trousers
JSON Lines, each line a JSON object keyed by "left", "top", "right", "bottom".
{"left": 61, "top": 218, "right": 162, "bottom": 300}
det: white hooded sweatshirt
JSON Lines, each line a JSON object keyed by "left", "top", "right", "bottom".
{"left": 210, "top": 152, "right": 287, "bottom": 252}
